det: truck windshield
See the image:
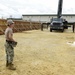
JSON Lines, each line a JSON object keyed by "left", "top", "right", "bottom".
{"left": 51, "top": 18, "right": 63, "bottom": 23}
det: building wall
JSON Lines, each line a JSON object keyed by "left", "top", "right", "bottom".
{"left": 61, "top": 16, "right": 75, "bottom": 22}
{"left": 22, "top": 15, "right": 75, "bottom": 22}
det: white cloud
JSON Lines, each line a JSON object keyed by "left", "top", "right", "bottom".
{"left": 0, "top": 0, "right": 75, "bottom": 18}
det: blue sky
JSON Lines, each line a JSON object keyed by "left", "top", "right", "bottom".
{"left": 0, "top": 0, "right": 75, "bottom": 18}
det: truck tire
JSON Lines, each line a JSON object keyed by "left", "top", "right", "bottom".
{"left": 50, "top": 29, "right": 52, "bottom": 32}
{"left": 61, "top": 29, "right": 64, "bottom": 32}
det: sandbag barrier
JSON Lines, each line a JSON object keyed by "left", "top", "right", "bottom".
{"left": 0, "top": 19, "right": 41, "bottom": 35}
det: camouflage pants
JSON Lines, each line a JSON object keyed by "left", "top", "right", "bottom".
{"left": 5, "top": 42, "right": 14, "bottom": 64}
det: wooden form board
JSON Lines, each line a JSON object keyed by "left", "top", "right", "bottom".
{"left": 0, "top": 19, "right": 41, "bottom": 35}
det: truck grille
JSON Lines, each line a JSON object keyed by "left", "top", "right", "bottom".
{"left": 53, "top": 23, "right": 61, "bottom": 26}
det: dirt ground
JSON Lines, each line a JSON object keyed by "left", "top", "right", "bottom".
{"left": 0, "top": 28, "right": 75, "bottom": 75}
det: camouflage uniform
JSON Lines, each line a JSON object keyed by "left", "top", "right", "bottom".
{"left": 5, "top": 41, "right": 14, "bottom": 64}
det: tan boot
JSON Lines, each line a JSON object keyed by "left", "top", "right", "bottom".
{"left": 8, "top": 63, "right": 16, "bottom": 70}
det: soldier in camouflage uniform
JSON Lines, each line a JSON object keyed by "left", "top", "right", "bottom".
{"left": 5, "top": 19, "right": 17, "bottom": 70}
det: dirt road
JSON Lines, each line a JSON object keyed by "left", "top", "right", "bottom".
{"left": 0, "top": 28, "right": 75, "bottom": 75}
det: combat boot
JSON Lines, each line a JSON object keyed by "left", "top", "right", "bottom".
{"left": 8, "top": 63, "right": 16, "bottom": 70}
{"left": 6, "top": 60, "right": 9, "bottom": 67}
{"left": 6, "top": 61, "right": 14, "bottom": 67}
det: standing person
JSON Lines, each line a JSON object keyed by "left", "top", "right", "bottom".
{"left": 5, "top": 19, "right": 17, "bottom": 70}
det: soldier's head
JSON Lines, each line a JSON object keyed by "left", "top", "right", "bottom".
{"left": 7, "top": 19, "right": 14, "bottom": 28}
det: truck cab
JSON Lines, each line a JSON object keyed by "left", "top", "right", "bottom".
{"left": 50, "top": 18, "right": 65, "bottom": 32}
